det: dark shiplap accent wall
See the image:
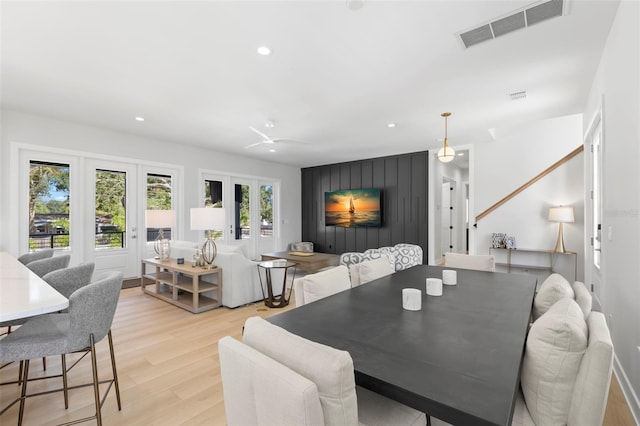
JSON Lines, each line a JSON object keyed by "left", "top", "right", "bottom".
{"left": 301, "top": 151, "right": 428, "bottom": 259}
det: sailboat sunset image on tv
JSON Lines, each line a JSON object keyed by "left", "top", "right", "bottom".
{"left": 325, "top": 189, "right": 382, "bottom": 227}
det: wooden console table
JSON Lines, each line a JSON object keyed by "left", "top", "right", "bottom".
{"left": 141, "top": 258, "right": 222, "bottom": 313}
{"left": 261, "top": 251, "right": 339, "bottom": 273}
{"left": 489, "top": 247, "right": 577, "bottom": 282}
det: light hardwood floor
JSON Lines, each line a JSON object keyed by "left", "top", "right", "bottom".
{"left": 1, "top": 287, "right": 636, "bottom": 425}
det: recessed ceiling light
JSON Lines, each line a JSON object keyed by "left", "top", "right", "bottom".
{"left": 387, "top": 123, "right": 396, "bottom": 128}
{"left": 257, "top": 46, "right": 271, "bottom": 56}
{"left": 135, "top": 117, "right": 144, "bottom": 122}
{"left": 265, "top": 122, "right": 275, "bottom": 128}
{"left": 268, "top": 149, "right": 276, "bottom": 153}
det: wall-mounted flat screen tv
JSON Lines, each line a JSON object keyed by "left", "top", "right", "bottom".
{"left": 325, "top": 188, "right": 382, "bottom": 228}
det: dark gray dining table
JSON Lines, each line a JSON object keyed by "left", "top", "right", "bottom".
{"left": 268, "top": 265, "right": 537, "bottom": 426}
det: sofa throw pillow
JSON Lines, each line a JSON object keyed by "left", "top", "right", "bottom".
{"left": 243, "top": 317, "right": 358, "bottom": 426}
{"left": 359, "top": 257, "right": 394, "bottom": 285}
{"left": 532, "top": 273, "right": 574, "bottom": 320}
{"left": 521, "top": 298, "right": 588, "bottom": 426}
{"left": 572, "top": 281, "right": 593, "bottom": 319}
{"left": 303, "top": 265, "right": 351, "bottom": 304}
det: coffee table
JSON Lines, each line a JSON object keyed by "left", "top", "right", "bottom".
{"left": 261, "top": 251, "right": 339, "bottom": 273}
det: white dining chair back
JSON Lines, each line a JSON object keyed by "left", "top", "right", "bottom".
{"left": 293, "top": 265, "right": 351, "bottom": 307}
{"left": 443, "top": 252, "right": 495, "bottom": 272}
{"left": 514, "top": 302, "right": 613, "bottom": 426}
{"left": 219, "top": 317, "right": 426, "bottom": 426}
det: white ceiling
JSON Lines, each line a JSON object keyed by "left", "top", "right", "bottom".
{"left": 0, "top": 1, "right": 619, "bottom": 168}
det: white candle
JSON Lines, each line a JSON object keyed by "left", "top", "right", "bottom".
{"left": 443, "top": 270, "right": 457, "bottom": 285}
{"left": 426, "top": 278, "right": 443, "bottom": 296}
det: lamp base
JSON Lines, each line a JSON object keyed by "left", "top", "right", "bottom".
{"left": 553, "top": 223, "right": 567, "bottom": 253}
{"left": 201, "top": 234, "right": 218, "bottom": 268}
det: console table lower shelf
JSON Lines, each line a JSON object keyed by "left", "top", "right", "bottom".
{"left": 141, "top": 258, "right": 222, "bottom": 313}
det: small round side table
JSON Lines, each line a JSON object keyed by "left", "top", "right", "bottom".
{"left": 257, "top": 260, "right": 297, "bottom": 308}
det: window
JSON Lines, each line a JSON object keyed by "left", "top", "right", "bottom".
{"left": 146, "top": 173, "right": 173, "bottom": 240}
{"left": 95, "top": 169, "right": 126, "bottom": 249}
{"left": 28, "top": 161, "right": 70, "bottom": 251}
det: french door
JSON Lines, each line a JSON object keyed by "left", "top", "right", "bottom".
{"left": 84, "top": 159, "right": 139, "bottom": 278}
{"left": 201, "top": 172, "right": 279, "bottom": 260}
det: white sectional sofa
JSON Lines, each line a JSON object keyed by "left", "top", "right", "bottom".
{"left": 170, "top": 240, "right": 264, "bottom": 308}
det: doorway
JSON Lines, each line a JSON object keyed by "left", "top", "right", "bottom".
{"left": 428, "top": 146, "right": 473, "bottom": 265}
{"left": 85, "top": 159, "right": 139, "bottom": 278}
{"left": 441, "top": 178, "right": 455, "bottom": 255}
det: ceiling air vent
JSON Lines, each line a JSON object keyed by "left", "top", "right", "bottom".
{"left": 508, "top": 90, "right": 527, "bottom": 101}
{"left": 458, "top": 0, "right": 564, "bottom": 49}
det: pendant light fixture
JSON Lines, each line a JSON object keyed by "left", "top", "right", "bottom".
{"left": 437, "top": 112, "right": 455, "bottom": 163}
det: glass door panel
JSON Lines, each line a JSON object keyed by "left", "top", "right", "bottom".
{"left": 86, "top": 159, "right": 138, "bottom": 278}
{"left": 95, "top": 169, "right": 127, "bottom": 249}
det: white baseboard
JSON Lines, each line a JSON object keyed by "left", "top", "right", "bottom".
{"left": 613, "top": 354, "right": 640, "bottom": 425}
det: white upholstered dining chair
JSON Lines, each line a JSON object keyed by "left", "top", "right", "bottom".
{"left": 349, "top": 257, "right": 394, "bottom": 287}
{"left": 219, "top": 316, "right": 426, "bottom": 426}
{"left": 443, "top": 252, "right": 495, "bottom": 272}
{"left": 292, "top": 265, "right": 351, "bottom": 307}
{"left": 432, "top": 298, "right": 613, "bottom": 426}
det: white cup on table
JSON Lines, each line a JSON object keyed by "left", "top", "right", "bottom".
{"left": 442, "top": 270, "right": 457, "bottom": 285}
{"left": 402, "top": 288, "right": 422, "bottom": 311}
{"left": 426, "top": 278, "right": 443, "bottom": 296}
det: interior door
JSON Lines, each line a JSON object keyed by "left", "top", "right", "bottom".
{"left": 587, "top": 113, "right": 603, "bottom": 305}
{"left": 85, "top": 159, "right": 139, "bottom": 278}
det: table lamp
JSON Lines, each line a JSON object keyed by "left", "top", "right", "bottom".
{"left": 190, "top": 207, "right": 226, "bottom": 267}
{"left": 145, "top": 210, "right": 176, "bottom": 258}
{"left": 548, "top": 206, "right": 574, "bottom": 253}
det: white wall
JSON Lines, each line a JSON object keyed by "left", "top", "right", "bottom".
{"left": 583, "top": 0, "right": 640, "bottom": 420}
{"left": 473, "top": 114, "right": 585, "bottom": 282}
{"left": 0, "top": 110, "right": 302, "bottom": 258}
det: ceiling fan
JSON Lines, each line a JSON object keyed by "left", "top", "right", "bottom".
{"left": 244, "top": 126, "right": 308, "bottom": 149}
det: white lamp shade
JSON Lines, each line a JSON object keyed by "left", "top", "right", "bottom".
{"left": 548, "top": 206, "right": 574, "bottom": 223}
{"left": 437, "top": 146, "right": 455, "bottom": 163}
{"left": 145, "top": 210, "right": 176, "bottom": 228}
{"left": 190, "top": 207, "right": 226, "bottom": 231}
